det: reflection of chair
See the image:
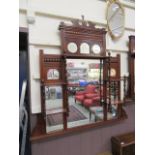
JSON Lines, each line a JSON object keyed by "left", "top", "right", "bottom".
{"left": 83, "top": 98, "right": 99, "bottom": 108}
{"left": 75, "top": 84, "right": 97, "bottom": 104}
{"left": 83, "top": 87, "right": 103, "bottom": 108}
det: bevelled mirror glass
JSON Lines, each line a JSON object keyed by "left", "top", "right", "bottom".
{"left": 67, "top": 42, "right": 78, "bottom": 53}
{"left": 92, "top": 44, "right": 101, "bottom": 54}
{"left": 80, "top": 43, "right": 90, "bottom": 54}
{"left": 45, "top": 85, "right": 64, "bottom": 132}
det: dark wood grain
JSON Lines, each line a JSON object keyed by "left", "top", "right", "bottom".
{"left": 127, "top": 35, "right": 135, "bottom": 101}
{"left": 34, "top": 19, "right": 128, "bottom": 142}
{"left": 111, "top": 132, "right": 135, "bottom": 155}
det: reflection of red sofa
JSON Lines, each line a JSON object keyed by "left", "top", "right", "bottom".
{"left": 75, "top": 85, "right": 97, "bottom": 102}
{"left": 75, "top": 84, "right": 100, "bottom": 108}
{"left": 83, "top": 87, "right": 104, "bottom": 108}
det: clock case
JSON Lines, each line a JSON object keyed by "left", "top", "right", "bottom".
{"left": 59, "top": 19, "right": 106, "bottom": 58}
{"left": 128, "top": 35, "right": 135, "bottom": 100}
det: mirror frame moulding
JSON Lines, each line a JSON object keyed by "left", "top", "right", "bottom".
{"left": 30, "top": 20, "right": 128, "bottom": 141}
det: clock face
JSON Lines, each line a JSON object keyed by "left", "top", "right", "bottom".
{"left": 107, "top": 1, "right": 125, "bottom": 39}
{"left": 67, "top": 42, "right": 78, "bottom": 53}
{"left": 92, "top": 44, "right": 101, "bottom": 54}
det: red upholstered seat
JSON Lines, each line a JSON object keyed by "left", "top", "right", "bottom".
{"left": 92, "top": 96, "right": 100, "bottom": 105}
{"left": 75, "top": 91, "right": 85, "bottom": 95}
{"left": 85, "top": 85, "right": 96, "bottom": 93}
{"left": 85, "top": 93, "right": 98, "bottom": 98}
{"left": 75, "top": 84, "right": 97, "bottom": 104}
{"left": 93, "top": 96, "right": 100, "bottom": 101}
{"left": 83, "top": 99, "right": 99, "bottom": 108}
{"left": 83, "top": 99, "right": 93, "bottom": 107}
{"left": 75, "top": 95, "right": 85, "bottom": 102}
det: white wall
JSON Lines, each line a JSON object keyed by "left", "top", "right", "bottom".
{"left": 19, "top": 0, "right": 135, "bottom": 113}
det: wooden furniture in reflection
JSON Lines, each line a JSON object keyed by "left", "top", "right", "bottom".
{"left": 111, "top": 132, "right": 135, "bottom": 155}
{"left": 127, "top": 35, "right": 135, "bottom": 102}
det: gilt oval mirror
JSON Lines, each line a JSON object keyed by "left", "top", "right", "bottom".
{"left": 107, "top": 0, "right": 125, "bottom": 39}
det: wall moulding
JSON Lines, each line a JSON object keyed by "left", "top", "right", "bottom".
{"left": 19, "top": 9, "right": 135, "bottom": 32}
{"left": 29, "top": 43, "right": 60, "bottom": 49}
{"left": 35, "top": 11, "right": 107, "bottom": 27}
{"left": 35, "top": 11, "right": 135, "bottom": 32}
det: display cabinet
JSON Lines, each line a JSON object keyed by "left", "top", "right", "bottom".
{"left": 67, "top": 67, "right": 87, "bottom": 84}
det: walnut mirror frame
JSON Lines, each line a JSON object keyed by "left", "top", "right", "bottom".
{"left": 127, "top": 35, "right": 135, "bottom": 101}
{"left": 30, "top": 19, "right": 127, "bottom": 141}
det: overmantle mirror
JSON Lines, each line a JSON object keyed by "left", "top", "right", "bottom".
{"left": 34, "top": 18, "right": 127, "bottom": 137}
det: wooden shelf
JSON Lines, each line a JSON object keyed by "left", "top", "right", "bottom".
{"left": 63, "top": 54, "right": 109, "bottom": 60}
{"left": 30, "top": 109, "right": 127, "bottom": 142}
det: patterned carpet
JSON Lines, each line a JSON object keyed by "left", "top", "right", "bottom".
{"left": 47, "top": 105, "right": 87, "bottom": 126}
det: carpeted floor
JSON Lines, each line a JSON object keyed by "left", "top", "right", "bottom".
{"left": 47, "top": 105, "right": 87, "bottom": 126}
